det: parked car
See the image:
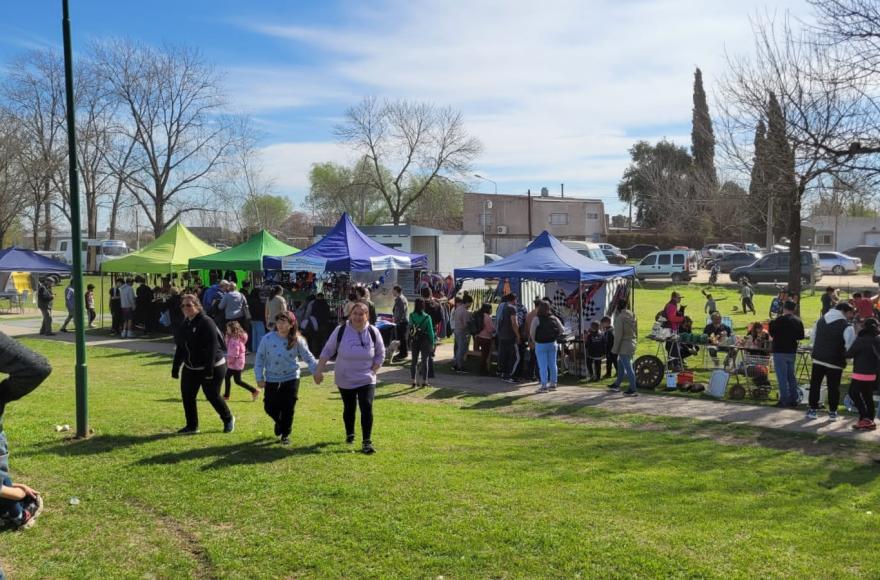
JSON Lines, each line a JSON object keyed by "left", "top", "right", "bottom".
{"left": 715, "top": 251, "right": 761, "bottom": 273}
{"left": 874, "top": 252, "right": 880, "bottom": 285}
{"left": 701, "top": 243, "right": 741, "bottom": 260}
{"left": 602, "top": 249, "right": 628, "bottom": 264}
{"left": 635, "top": 250, "right": 696, "bottom": 282}
{"left": 562, "top": 240, "right": 609, "bottom": 262}
{"left": 817, "top": 251, "right": 861, "bottom": 275}
{"left": 597, "top": 243, "right": 621, "bottom": 254}
{"left": 841, "top": 245, "right": 880, "bottom": 265}
{"left": 484, "top": 253, "right": 503, "bottom": 264}
{"left": 621, "top": 244, "right": 660, "bottom": 260}
{"left": 729, "top": 251, "right": 822, "bottom": 287}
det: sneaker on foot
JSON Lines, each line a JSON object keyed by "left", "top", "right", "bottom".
{"left": 607, "top": 384, "right": 621, "bottom": 392}
{"left": 60, "top": 328, "right": 69, "bottom": 333}
{"left": 623, "top": 391, "right": 639, "bottom": 397}
{"left": 223, "top": 395, "right": 230, "bottom": 401}
{"left": 536, "top": 386, "right": 549, "bottom": 393}
{"left": 548, "top": 384, "right": 557, "bottom": 391}
{"left": 280, "top": 436, "right": 290, "bottom": 446}
{"left": 362, "top": 441, "right": 376, "bottom": 455}
{"left": 223, "top": 416, "right": 236, "bottom": 433}
{"left": 828, "top": 411, "right": 838, "bottom": 421}
{"left": 18, "top": 495, "right": 44, "bottom": 530}
{"left": 853, "top": 419, "right": 873, "bottom": 430}
{"left": 806, "top": 408, "right": 818, "bottom": 420}
{"left": 503, "top": 377, "right": 516, "bottom": 384}
{"left": 346, "top": 433, "right": 355, "bottom": 444}
{"left": 177, "top": 426, "right": 200, "bottom": 434}
{"left": 252, "top": 389, "right": 261, "bottom": 401}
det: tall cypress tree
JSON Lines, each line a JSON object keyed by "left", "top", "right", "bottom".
{"left": 748, "top": 119, "right": 768, "bottom": 241}
{"left": 691, "top": 67, "right": 717, "bottom": 186}
{"left": 764, "top": 91, "right": 796, "bottom": 239}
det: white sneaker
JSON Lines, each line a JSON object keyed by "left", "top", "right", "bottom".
{"left": 536, "top": 385, "right": 549, "bottom": 393}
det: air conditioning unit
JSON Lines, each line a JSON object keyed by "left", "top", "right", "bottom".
{"left": 496, "top": 225, "right": 508, "bottom": 235}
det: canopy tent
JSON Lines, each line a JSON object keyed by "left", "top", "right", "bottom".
{"left": 189, "top": 230, "right": 300, "bottom": 271}
{"left": 0, "top": 247, "right": 71, "bottom": 273}
{"left": 453, "top": 231, "right": 635, "bottom": 282}
{"left": 101, "top": 222, "right": 217, "bottom": 274}
{"left": 263, "top": 213, "right": 428, "bottom": 272}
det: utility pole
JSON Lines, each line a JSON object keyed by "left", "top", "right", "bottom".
{"left": 628, "top": 185, "right": 633, "bottom": 231}
{"left": 62, "top": 0, "right": 89, "bottom": 438}
{"left": 527, "top": 189, "right": 532, "bottom": 241}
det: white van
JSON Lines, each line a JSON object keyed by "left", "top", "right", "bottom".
{"left": 635, "top": 250, "right": 695, "bottom": 282}
{"left": 562, "top": 240, "right": 609, "bottom": 263}
{"left": 873, "top": 251, "right": 880, "bottom": 286}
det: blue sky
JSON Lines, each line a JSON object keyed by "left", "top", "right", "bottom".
{"left": 1, "top": 0, "right": 811, "bottom": 218}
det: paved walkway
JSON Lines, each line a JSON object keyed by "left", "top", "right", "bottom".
{"left": 4, "top": 318, "right": 878, "bottom": 444}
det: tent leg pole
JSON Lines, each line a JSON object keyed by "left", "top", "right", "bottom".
{"left": 100, "top": 274, "right": 104, "bottom": 329}
{"left": 580, "top": 282, "right": 586, "bottom": 379}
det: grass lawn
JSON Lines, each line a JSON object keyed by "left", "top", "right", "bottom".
{"left": 3, "top": 339, "right": 880, "bottom": 578}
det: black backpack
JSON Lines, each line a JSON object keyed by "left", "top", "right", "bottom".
{"left": 329, "top": 324, "right": 378, "bottom": 361}
{"left": 534, "top": 315, "right": 562, "bottom": 343}
{"left": 467, "top": 311, "right": 484, "bottom": 336}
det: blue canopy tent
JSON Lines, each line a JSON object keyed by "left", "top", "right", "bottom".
{"left": 454, "top": 231, "right": 635, "bottom": 378}
{"left": 263, "top": 213, "right": 428, "bottom": 272}
{"left": 0, "top": 247, "right": 72, "bottom": 274}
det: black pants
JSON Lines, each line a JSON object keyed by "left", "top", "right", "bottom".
{"left": 224, "top": 368, "right": 257, "bottom": 397}
{"left": 180, "top": 365, "right": 232, "bottom": 429}
{"left": 606, "top": 353, "right": 618, "bottom": 377}
{"left": 410, "top": 336, "right": 432, "bottom": 382}
{"left": 809, "top": 364, "right": 843, "bottom": 411}
{"left": 589, "top": 358, "right": 603, "bottom": 379}
{"left": 39, "top": 305, "right": 52, "bottom": 334}
{"left": 263, "top": 379, "right": 299, "bottom": 437}
{"left": 742, "top": 297, "right": 755, "bottom": 314}
{"left": 396, "top": 321, "right": 408, "bottom": 357}
{"left": 498, "top": 338, "right": 518, "bottom": 378}
{"left": 339, "top": 384, "right": 375, "bottom": 442}
{"left": 88, "top": 308, "right": 96, "bottom": 325}
{"left": 110, "top": 302, "right": 122, "bottom": 333}
{"left": 848, "top": 379, "right": 876, "bottom": 421}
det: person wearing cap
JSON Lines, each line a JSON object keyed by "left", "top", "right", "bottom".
{"left": 663, "top": 292, "right": 685, "bottom": 332}
{"left": 36, "top": 277, "right": 56, "bottom": 336}
{"left": 768, "top": 300, "right": 805, "bottom": 407}
{"left": 806, "top": 302, "right": 856, "bottom": 420}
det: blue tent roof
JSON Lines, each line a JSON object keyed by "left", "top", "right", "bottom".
{"left": 454, "top": 231, "right": 634, "bottom": 282}
{"left": 263, "top": 213, "right": 428, "bottom": 272}
{"left": 0, "top": 247, "right": 72, "bottom": 273}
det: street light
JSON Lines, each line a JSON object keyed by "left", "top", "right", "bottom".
{"left": 474, "top": 173, "right": 498, "bottom": 194}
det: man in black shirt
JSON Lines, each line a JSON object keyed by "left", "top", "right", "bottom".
{"left": 703, "top": 312, "right": 733, "bottom": 367}
{"left": 768, "top": 301, "right": 805, "bottom": 407}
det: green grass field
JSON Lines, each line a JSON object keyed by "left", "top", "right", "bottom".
{"left": 3, "top": 338, "right": 880, "bottom": 578}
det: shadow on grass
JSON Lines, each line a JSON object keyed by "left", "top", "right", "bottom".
{"left": 19, "top": 432, "right": 181, "bottom": 458}
{"left": 464, "top": 394, "right": 533, "bottom": 410}
{"left": 375, "top": 384, "right": 426, "bottom": 399}
{"left": 136, "top": 438, "right": 334, "bottom": 469}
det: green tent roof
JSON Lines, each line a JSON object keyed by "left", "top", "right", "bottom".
{"left": 101, "top": 223, "right": 218, "bottom": 274}
{"left": 188, "top": 230, "right": 300, "bottom": 271}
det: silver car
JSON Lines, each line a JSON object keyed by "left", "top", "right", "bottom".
{"left": 818, "top": 251, "right": 861, "bottom": 275}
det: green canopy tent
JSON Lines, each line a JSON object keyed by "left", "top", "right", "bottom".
{"left": 188, "top": 229, "right": 300, "bottom": 271}
{"left": 101, "top": 222, "right": 218, "bottom": 274}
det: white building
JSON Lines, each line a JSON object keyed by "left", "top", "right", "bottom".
{"left": 808, "top": 216, "right": 880, "bottom": 251}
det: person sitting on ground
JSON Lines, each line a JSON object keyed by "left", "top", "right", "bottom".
{"left": 821, "top": 286, "right": 839, "bottom": 316}
{"left": 703, "top": 311, "right": 733, "bottom": 366}
{"left": 0, "top": 331, "right": 52, "bottom": 532}
{"left": 845, "top": 317, "right": 880, "bottom": 431}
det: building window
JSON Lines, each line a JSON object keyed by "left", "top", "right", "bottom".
{"left": 549, "top": 213, "right": 569, "bottom": 225}
{"left": 816, "top": 231, "right": 833, "bottom": 246}
{"left": 479, "top": 213, "right": 493, "bottom": 226}
{"left": 587, "top": 213, "right": 599, "bottom": 220}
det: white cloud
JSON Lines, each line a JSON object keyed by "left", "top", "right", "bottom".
{"left": 260, "top": 141, "right": 354, "bottom": 194}
{"left": 240, "top": 0, "right": 814, "bottom": 206}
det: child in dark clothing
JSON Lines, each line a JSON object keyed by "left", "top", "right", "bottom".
{"left": 846, "top": 318, "right": 880, "bottom": 430}
{"left": 600, "top": 316, "right": 616, "bottom": 379}
{"left": 584, "top": 321, "right": 606, "bottom": 381}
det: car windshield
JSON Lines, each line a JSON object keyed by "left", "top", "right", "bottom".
{"left": 102, "top": 246, "right": 127, "bottom": 256}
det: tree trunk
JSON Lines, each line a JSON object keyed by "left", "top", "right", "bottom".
{"left": 42, "top": 199, "right": 53, "bottom": 250}
{"left": 154, "top": 199, "right": 164, "bottom": 237}
{"left": 788, "top": 186, "right": 804, "bottom": 298}
{"left": 30, "top": 205, "right": 41, "bottom": 250}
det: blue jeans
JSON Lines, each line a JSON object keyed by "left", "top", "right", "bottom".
{"left": 0, "top": 432, "right": 23, "bottom": 525}
{"left": 535, "top": 341, "right": 558, "bottom": 386}
{"left": 773, "top": 352, "right": 798, "bottom": 405}
{"left": 615, "top": 354, "right": 637, "bottom": 393}
{"left": 453, "top": 330, "right": 469, "bottom": 370}
{"left": 251, "top": 321, "right": 266, "bottom": 354}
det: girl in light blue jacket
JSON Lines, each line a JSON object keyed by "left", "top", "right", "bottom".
{"left": 254, "top": 312, "right": 317, "bottom": 445}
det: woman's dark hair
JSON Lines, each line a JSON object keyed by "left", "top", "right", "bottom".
{"left": 355, "top": 286, "right": 366, "bottom": 298}
{"left": 616, "top": 299, "right": 628, "bottom": 312}
{"left": 480, "top": 303, "right": 492, "bottom": 315}
{"left": 347, "top": 292, "right": 358, "bottom": 301}
{"left": 861, "top": 318, "right": 879, "bottom": 336}
{"left": 272, "top": 285, "right": 283, "bottom": 297}
{"left": 414, "top": 298, "right": 425, "bottom": 314}
{"left": 537, "top": 301, "right": 551, "bottom": 317}
{"left": 275, "top": 311, "right": 300, "bottom": 350}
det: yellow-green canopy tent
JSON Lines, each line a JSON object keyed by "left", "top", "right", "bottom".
{"left": 101, "top": 223, "right": 217, "bottom": 274}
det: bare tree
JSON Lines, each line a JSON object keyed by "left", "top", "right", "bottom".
{"left": 335, "top": 97, "right": 482, "bottom": 225}
{"left": 94, "top": 40, "right": 236, "bottom": 236}
{"left": 0, "top": 109, "right": 28, "bottom": 245}
{"left": 717, "top": 15, "right": 878, "bottom": 293}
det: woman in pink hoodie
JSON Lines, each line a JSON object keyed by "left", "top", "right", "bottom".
{"left": 224, "top": 321, "right": 260, "bottom": 401}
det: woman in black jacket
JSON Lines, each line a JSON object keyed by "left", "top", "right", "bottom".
{"left": 846, "top": 318, "right": 880, "bottom": 431}
{"left": 171, "top": 296, "right": 235, "bottom": 434}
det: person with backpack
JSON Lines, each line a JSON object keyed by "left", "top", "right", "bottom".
{"left": 846, "top": 317, "right": 880, "bottom": 430}
{"left": 407, "top": 298, "right": 436, "bottom": 387}
{"left": 391, "top": 285, "right": 409, "bottom": 362}
{"left": 254, "top": 312, "right": 317, "bottom": 445}
{"left": 496, "top": 293, "right": 522, "bottom": 384}
{"left": 473, "top": 303, "right": 495, "bottom": 375}
{"left": 451, "top": 294, "right": 473, "bottom": 374}
{"left": 171, "top": 296, "right": 236, "bottom": 434}
{"left": 608, "top": 300, "right": 638, "bottom": 396}
{"left": 420, "top": 287, "right": 442, "bottom": 378}
{"left": 314, "top": 302, "right": 385, "bottom": 454}
{"left": 530, "top": 300, "right": 563, "bottom": 393}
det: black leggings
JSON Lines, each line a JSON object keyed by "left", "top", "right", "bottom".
{"left": 224, "top": 368, "right": 257, "bottom": 397}
{"left": 606, "top": 353, "right": 618, "bottom": 376}
{"left": 339, "top": 385, "right": 375, "bottom": 442}
{"left": 589, "top": 358, "right": 603, "bottom": 378}
{"left": 849, "top": 379, "right": 876, "bottom": 421}
{"left": 180, "top": 365, "right": 232, "bottom": 429}
{"left": 809, "top": 364, "right": 843, "bottom": 411}
{"left": 410, "top": 336, "right": 432, "bottom": 382}
{"left": 263, "top": 379, "right": 299, "bottom": 437}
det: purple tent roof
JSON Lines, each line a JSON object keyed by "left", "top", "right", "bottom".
{"left": 0, "top": 247, "right": 71, "bottom": 273}
{"left": 454, "top": 231, "right": 634, "bottom": 282}
{"left": 263, "top": 213, "right": 428, "bottom": 272}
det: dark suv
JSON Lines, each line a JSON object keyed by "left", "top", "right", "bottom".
{"left": 729, "top": 251, "right": 822, "bottom": 286}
